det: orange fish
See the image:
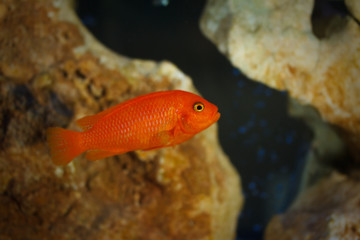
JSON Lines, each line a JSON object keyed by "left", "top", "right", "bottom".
{"left": 47, "top": 90, "right": 220, "bottom": 165}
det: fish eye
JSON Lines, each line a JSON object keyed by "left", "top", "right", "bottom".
{"left": 193, "top": 102, "right": 205, "bottom": 112}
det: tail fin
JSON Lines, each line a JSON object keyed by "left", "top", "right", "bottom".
{"left": 46, "top": 127, "right": 84, "bottom": 166}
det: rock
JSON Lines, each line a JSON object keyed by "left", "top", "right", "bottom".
{"left": 200, "top": 0, "right": 360, "bottom": 238}
{"left": 0, "top": 0, "right": 243, "bottom": 239}
{"left": 200, "top": 0, "right": 360, "bottom": 161}
{"left": 346, "top": 0, "right": 360, "bottom": 20}
{"left": 265, "top": 173, "right": 360, "bottom": 240}
{"left": 288, "top": 99, "right": 346, "bottom": 191}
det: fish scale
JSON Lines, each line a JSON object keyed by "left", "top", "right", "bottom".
{"left": 80, "top": 95, "right": 176, "bottom": 150}
{"left": 47, "top": 90, "right": 220, "bottom": 165}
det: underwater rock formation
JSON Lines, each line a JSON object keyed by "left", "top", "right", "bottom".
{"left": 0, "top": 1, "right": 242, "bottom": 240}
{"left": 200, "top": 0, "right": 360, "bottom": 161}
{"left": 265, "top": 172, "right": 360, "bottom": 240}
{"left": 200, "top": 0, "right": 360, "bottom": 238}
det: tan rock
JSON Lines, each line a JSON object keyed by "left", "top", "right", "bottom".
{"left": 346, "top": 0, "right": 360, "bottom": 20}
{"left": 265, "top": 173, "right": 360, "bottom": 240}
{"left": 201, "top": 0, "right": 360, "bottom": 238}
{"left": 0, "top": 0, "right": 243, "bottom": 239}
{"left": 200, "top": 0, "right": 360, "bottom": 161}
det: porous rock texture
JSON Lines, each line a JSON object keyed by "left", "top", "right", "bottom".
{"left": 200, "top": 0, "right": 360, "bottom": 161}
{"left": 200, "top": 0, "right": 360, "bottom": 239}
{"left": 265, "top": 173, "right": 360, "bottom": 240}
{"left": 0, "top": 0, "right": 243, "bottom": 239}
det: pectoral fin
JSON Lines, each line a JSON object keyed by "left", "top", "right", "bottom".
{"left": 143, "top": 126, "right": 182, "bottom": 151}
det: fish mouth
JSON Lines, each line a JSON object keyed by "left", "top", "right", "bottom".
{"left": 213, "top": 112, "right": 221, "bottom": 122}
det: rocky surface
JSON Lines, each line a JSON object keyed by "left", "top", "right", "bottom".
{"left": 265, "top": 172, "right": 360, "bottom": 240}
{"left": 200, "top": 0, "right": 360, "bottom": 239}
{"left": 0, "top": 0, "right": 242, "bottom": 239}
{"left": 200, "top": 0, "right": 360, "bottom": 161}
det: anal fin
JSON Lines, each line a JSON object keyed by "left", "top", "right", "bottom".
{"left": 85, "top": 149, "right": 126, "bottom": 161}
{"left": 142, "top": 145, "right": 166, "bottom": 151}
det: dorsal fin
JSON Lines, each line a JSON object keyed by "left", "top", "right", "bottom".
{"left": 76, "top": 103, "right": 122, "bottom": 131}
{"left": 76, "top": 114, "right": 102, "bottom": 131}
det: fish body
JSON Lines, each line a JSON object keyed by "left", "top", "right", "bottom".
{"left": 47, "top": 90, "right": 220, "bottom": 165}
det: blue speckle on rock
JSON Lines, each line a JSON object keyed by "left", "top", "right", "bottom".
{"left": 81, "top": 15, "right": 97, "bottom": 26}
{"left": 248, "top": 181, "right": 257, "bottom": 190}
{"left": 257, "top": 147, "right": 266, "bottom": 162}
{"left": 276, "top": 183, "right": 284, "bottom": 193}
{"left": 237, "top": 80, "right": 246, "bottom": 88}
{"left": 255, "top": 100, "right": 266, "bottom": 108}
{"left": 265, "top": 88, "right": 273, "bottom": 96}
{"left": 232, "top": 68, "right": 241, "bottom": 76}
{"left": 253, "top": 85, "right": 265, "bottom": 95}
{"left": 238, "top": 126, "right": 248, "bottom": 134}
{"left": 252, "top": 224, "right": 263, "bottom": 232}
{"left": 285, "top": 133, "right": 294, "bottom": 144}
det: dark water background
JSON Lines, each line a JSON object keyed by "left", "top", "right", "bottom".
{"left": 76, "top": 0, "right": 313, "bottom": 239}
